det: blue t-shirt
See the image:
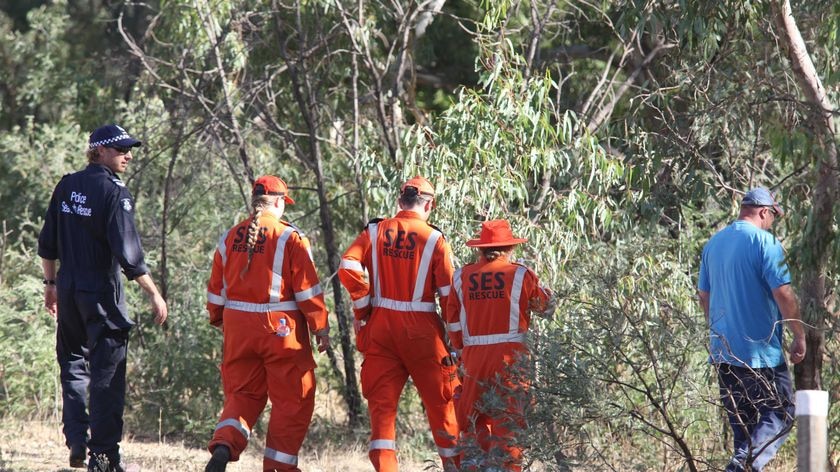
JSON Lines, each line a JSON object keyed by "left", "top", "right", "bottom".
{"left": 697, "top": 220, "right": 790, "bottom": 368}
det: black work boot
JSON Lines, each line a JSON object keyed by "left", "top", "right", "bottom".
{"left": 88, "top": 453, "right": 125, "bottom": 472}
{"left": 205, "top": 445, "right": 230, "bottom": 472}
{"left": 69, "top": 444, "right": 87, "bottom": 468}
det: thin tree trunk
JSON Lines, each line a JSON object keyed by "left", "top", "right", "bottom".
{"left": 586, "top": 41, "right": 673, "bottom": 133}
{"left": 351, "top": 0, "right": 369, "bottom": 226}
{"left": 314, "top": 168, "right": 364, "bottom": 427}
{"left": 275, "top": 1, "right": 364, "bottom": 426}
{"left": 771, "top": 0, "right": 838, "bottom": 390}
{"left": 194, "top": 0, "right": 254, "bottom": 182}
{"left": 160, "top": 122, "right": 184, "bottom": 301}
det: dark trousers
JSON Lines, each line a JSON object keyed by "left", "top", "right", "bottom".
{"left": 57, "top": 286, "right": 129, "bottom": 462}
{"left": 716, "top": 363, "right": 794, "bottom": 472}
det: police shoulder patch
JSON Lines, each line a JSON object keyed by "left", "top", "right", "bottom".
{"left": 121, "top": 198, "right": 133, "bottom": 212}
{"left": 363, "top": 217, "right": 384, "bottom": 232}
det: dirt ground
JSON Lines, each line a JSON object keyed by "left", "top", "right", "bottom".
{"left": 0, "top": 419, "right": 429, "bottom": 472}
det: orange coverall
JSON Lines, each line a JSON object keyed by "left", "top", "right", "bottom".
{"left": 338, "top": 210, "right": 460, "bottom": 471}
{"left": 446, "top": 259, "right": 549, "bottom": 471}
{"left": 206, "top": 214, "right": 329, "bottom": 472}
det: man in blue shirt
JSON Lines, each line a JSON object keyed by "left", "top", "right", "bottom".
{"left": 698, "top": 187, "right": 806, "bottom": 472}
{"left": 38, "top": 124, "right": 168, "bottom": 472}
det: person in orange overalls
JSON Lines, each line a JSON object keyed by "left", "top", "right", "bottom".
{"left": 446, "top": 219, "right": 553, "bottom": 472}
{"left": 204, "top": 175, "right": 330, "bottom": 472}
{"left": 338, "top": 176, "right": 460, "bottom": 472}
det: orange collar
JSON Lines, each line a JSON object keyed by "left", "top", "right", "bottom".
{"left": 394, "top": 210, "right": 425, "bottom": 220}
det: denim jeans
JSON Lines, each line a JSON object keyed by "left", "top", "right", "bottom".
{"left": 716, "top": 363, "right": 794, "bottom": 472}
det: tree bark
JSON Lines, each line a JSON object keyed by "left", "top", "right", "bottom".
{"left": 274, "top": 2, "right": 364, "bottom": 426}
{"left": 194, "top": 0, "right": 254, "bottom": 182}
{"left": 160, "top": 119, "right": 184, "bottom": 301}
{"left": 771, "top": 0, "right": 838, "bottom": 390}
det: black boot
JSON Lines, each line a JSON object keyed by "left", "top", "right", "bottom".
{"left": 205, "top": 445, "right": 230, "bottom": 472}
{"left": 69, "top": 444, "right": 87, "bottom": 468}
{"left": 87, "top": 453, "right": 125, "bottom": 472}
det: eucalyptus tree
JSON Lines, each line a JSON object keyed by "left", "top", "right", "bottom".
{"left": 386, "top": 0, "right": 839, "bottom": 469}
{"left": 115, "top": 0, "right": 468, "bottom": 429}
{"left": 769, "top": 0, "right": 838, "bottom": 391}
{"left": 479, "top": 0, "right": 838, "bottom": 384}
{"left": 2, "top": 0, "right": 838, "bottom": 467}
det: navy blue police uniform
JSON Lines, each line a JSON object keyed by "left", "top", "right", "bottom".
{"left": 38, "top": 163, "right": 148, "bottom": 466}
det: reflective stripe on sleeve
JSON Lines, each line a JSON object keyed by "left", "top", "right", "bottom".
{"left": 207, "top": 291, "right": 225, "bottom": 305}
{"left": 264, "top": 447, "right": 298, "bottom": 466}
{"left": 369, "top": 439, "right": 396, "bottom": 451}
{"left": 437, "top": 285, "right": 451, "bottom": 297}
{"left": 217, "top": 229, "right": 230, "bottom": 266}
{"left": 413, "top": 230, "right": 441, "bottom": 301}
{"left": 268, "top": 226, "right": 295, "bottom": 303}
{"left": 353, "top": 295, "right": 370, "bottom": 309}
{"left": 225, "top": 300, "right": 299, "bottom": 312}
{"left": 508, "top": 266, "right": 527, "bottom": 332}
{"left": 215, "top": 418, "right": 250, "bottom": 439}
{"left": 447, "top": 321, "right": 461, "bottom": 332}
{"left": 217, "top": 230, "right": 229, "bottom": 303}
{"left": 453, "top": 268, "right": 468, "bottom": 339}
{"left": 294, "top": 284, "right": 323, "bottom": 302}
{"left": 369, "top": 223, "right": 381, "bottom": 301}
{"left": 340, "top": 258, "right": 364, "bottom": 272}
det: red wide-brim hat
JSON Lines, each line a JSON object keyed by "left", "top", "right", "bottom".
{"left": 466, "top": 219, "right": 528, "bottom": 247}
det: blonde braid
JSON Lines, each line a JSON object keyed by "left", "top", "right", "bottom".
{"left": 240, "top": 195, "right": 275, "bottom": 278}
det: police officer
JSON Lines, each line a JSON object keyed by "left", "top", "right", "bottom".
{"left": 38, "top": 124, "right": 168, "bottom": 472}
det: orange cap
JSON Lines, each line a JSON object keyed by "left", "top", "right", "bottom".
{"left": 400, "top": 175, "right": 435, "bottom": 197}
{"left": 253, "top": 175, "right": 295, "bottom": 204}
{"left": 466, "top": 220, "right": 528, "bottom": 247}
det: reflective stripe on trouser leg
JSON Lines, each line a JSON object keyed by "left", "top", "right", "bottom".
{"left": 369, "top": 439, "right": 399, "bottom": 472}
{"left": 264, "top": 360, "right": 315, "bottom": 471}
{"left": 369, "top": 439, "right": 397, "bottom": 450}
{"left": 265, "top": 447, "right": 298, "bottom": 466}
{"left": 210, "top": 414, "right": 258, "bottom": 462}
{"left": 214, "top": 418, "right": 251, "bottom": 440}
{"left": 209, "top": 347, "right": 268, "bottom": 462}
{"left": 361, "top": 353, "right": 409, "bottom": 472}
{"left": 403, "top": 331, "right": 459, "bottom": 467}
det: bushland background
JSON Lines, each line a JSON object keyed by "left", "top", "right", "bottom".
{"left": 0, "top": 0, "right": 838, "bottom": 470}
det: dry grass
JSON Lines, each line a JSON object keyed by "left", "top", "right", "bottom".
{"left": 0, "top": 419, "right": 432, "bottom": 472}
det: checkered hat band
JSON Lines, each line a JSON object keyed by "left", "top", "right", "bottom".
{"left": 89, "top": 134, "right": 133, "bottom": 149}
